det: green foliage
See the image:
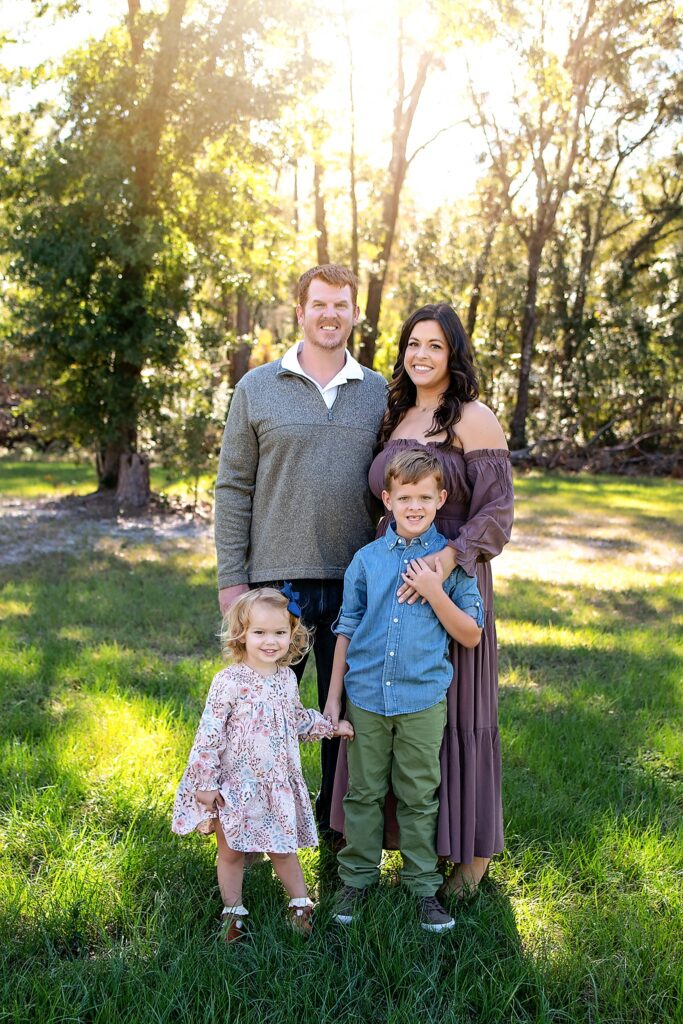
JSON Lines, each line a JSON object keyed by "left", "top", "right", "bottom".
{"left": 1, "top": 0, "right": 681, "bottom": 467}
{"left": 1, "top": 2, "right": 308, "bottom": 480}
{"left": 152, "top": 347, "right": 227, "bottom": 508}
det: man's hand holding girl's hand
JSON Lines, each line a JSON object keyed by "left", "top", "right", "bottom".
{"left": 323, "top": 697, "right": 354, "bottom": 739}
{"left": 323, "top": 695, "right": 341, "bottom": 729}
{"left": 196, "top": 789, "right": 225, "bottom": 811}
{"left": 333, "top": 719, "right": 354, "bottom": 740}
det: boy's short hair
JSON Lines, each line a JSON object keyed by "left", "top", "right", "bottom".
{"left": 297, "top": 264, "right": 359, "bottom": 308}
{"left": 384, "top": 448, "right": 445, "bottom": 491}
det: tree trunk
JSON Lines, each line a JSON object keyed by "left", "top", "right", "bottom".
{"left": 96, "top": 365, "right": 139, "bottom": 489}
{"left": 358, "top": 39, "right": 431, "bottom": 367}
{"left": 509, "top": 242, "right": 542, "bottom": 450}
{"left": 101, "top": 0, "right": 187, "bottom": 495}
{"left": 230, "top": 291, "right": 252, "bottom": 387}
{"left": 314, "top": 162, "right": 330, "bottom": 265}
{"left": 293, "top": 160, "right": 300, "bottom": 236}
{"left": 97, "top": 443, "right": 124, "bottom": 490}
{"left": 466, "top": 220, "right": 498, "bottom": 340}
{"left": 115, "top": 453, "right": 150, "bottom": 507}
{"left": 345, "top": 21, "right": 359, "bottom": 354}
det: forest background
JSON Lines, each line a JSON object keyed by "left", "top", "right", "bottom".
{"left": 0, "top": 0, "right": 681, "bottom": 502}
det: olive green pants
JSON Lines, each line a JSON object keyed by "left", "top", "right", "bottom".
{"left": 338, "top": 699, "right": 446, "bottom": 896}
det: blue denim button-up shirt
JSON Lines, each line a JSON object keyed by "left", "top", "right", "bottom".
{"left": 333, "top": 522, "right": 485, "bottom": 716}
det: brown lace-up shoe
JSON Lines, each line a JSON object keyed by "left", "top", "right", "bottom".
{"left": 418, "top": 895, "right": 455, "bottom": 933}
{"left": 333, "top": 884, "right": 367, "bottom": 924}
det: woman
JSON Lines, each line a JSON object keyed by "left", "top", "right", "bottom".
{"left": 330, "top": 302, "right": 514, "bottom": 896}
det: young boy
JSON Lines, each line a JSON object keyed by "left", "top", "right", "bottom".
{"left": 323, "top": 448, "right": 484, "bottom": 932}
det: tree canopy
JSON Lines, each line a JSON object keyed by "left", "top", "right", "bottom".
{"left": 1, "top": 0, "right": 681, "bottom": 492}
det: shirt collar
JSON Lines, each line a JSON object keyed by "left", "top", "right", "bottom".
{"left": 384, "top": 521, "right": 440, "bottom": 550}
{"left": 279, "top": 342, "right": 364, "bottom": 390}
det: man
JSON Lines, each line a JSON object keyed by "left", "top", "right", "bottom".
{"left": 214, "top": 264, "right": 388, "bottom": 836}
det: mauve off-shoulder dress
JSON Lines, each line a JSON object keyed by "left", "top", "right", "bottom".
{"left": 330, "top": 440, "right": 514, "bottom": 863}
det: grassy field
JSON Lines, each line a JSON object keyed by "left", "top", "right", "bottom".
{"left": 0, "top": 454, "right": 214, "bottom": 502}
{"left": 0, "top": 463, "right": 681, "bottom": 1023}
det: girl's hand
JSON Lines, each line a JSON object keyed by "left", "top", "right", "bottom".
{"left": 401, "top": 556, "right": 444, "bottom": 604}
{"left": 334, "top": 719, "right": 354, "bottom": 740}
{"left": 323, "top": 696, "right": 341, "bottom": 729}
{"left": 196, "top": 789, "right": 225, "bottom": 812}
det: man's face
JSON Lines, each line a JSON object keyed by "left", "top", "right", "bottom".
{"left": 296, "top": 278, "right": 360, "bottom": 352}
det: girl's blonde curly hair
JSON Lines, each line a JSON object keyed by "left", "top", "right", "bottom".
{"left": 220, "top": 587, "right": 311, "bottom": 667}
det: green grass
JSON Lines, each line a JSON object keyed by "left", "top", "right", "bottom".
{"left": 1, "top": 464, "right": 681, "bottom": 1023}
{"left": 0, "top": 456, "right": 215, "bottom": 502}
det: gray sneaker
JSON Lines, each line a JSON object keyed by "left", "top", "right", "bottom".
{"left": 334, "top": 884, "right": 367, "bottom": 924}
{"left": 419, "top": 895, "right": 455, "bottom": 932}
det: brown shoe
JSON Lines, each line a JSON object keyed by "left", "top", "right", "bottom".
{"left": 219, "top": 905, "right": 248, "bottom": 943}
{"left": 288, "top": 897, "right": 315, "bottom": 937}
{"left": 333, "top": 884, "right": 367, "bottom": 924}
{"left": 418, "top": 895, "right": 455, "bottom": 933}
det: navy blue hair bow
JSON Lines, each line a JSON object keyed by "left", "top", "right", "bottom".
{"left": 281, "top": 582, "right": 301, "bottom": 617}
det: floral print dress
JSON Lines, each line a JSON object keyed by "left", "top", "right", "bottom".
{"left": 172, "top": 663, "right": 334, "bottom": 853}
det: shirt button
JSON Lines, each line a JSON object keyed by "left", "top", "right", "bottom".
{"left": 393, "top": 617, "right": 398, "bottom": 623}
{"left": 389, "top": 651, "right": 394, "bottom": 656}
{"left": 404, "top": 559, "right": 409, "bottom": 564}
{"left": 386, "top": 680, "right": 391, "bottom": 686}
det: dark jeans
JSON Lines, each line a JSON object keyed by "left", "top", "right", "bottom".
{"left": 253, "top": 578, "right": 344, "bottom": 834}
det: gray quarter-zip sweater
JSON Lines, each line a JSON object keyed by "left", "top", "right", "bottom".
{"left": 215, "top": 358, "right": 388, "bottom": 588}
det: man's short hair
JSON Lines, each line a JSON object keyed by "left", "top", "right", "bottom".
{"left": 384, "top": 448, "right": 445, "bottom": 491}
{"left": 297, "top": 264, "right": 359, "bottom": 308}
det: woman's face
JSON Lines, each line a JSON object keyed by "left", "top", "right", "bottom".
{"left": 402, "top": 319, "right": 450, "bottom": 392}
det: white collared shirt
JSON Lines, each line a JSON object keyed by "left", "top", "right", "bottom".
{"left": 280, "top": 342, "right": 364, "bottom": 409}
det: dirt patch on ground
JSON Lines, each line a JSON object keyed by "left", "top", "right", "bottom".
{"left": 0, "top": 493, "right": 214, "bottom": 566}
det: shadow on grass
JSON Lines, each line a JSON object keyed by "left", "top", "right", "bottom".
{"left": 496, "top": 576, "right": 683, "bottom": 629}
{"left": 2, "top": 530, "right": 681, "bottom": 1021}
{"left": 0, "top": 548, "right": 220, "bottom": 737}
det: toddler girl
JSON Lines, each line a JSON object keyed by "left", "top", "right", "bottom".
{"left": 172, "top": 586, "right": 353, "bottom": 941}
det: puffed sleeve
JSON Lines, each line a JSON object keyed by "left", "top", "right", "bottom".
{"left": 287, "top": 670, "right": 335, "bottom": 742}
{"left": 448, "top": 449, "right": 514, "bottom": 577}
{"left": 181, "top": 669, "right": 236, "bottom": 790}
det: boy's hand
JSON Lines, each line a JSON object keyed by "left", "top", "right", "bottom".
{"left": 334, "top": 719, "right": 354, "bottom": 740}
{"left": 196, "top": 789, "right": 225, "bottom": 812}
{"left": 323, "top": 696, "right": 341, "bottom": 729}
{"left": 401, "top": 556, "right": 445, "bottom": 603}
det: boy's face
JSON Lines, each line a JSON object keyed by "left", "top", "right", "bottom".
{"left": 382, "top": 473, "right": 447, "bottom": 540}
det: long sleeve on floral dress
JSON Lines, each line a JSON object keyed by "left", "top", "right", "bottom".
{"left": 177, "top": 669, "right": 235, "bottom": 793}
{"left": 448, "top": 449, "right": 514, "bottom": 577}
{"left": 294, "top": 692, "right": 335, "bottom": 741}
{"left": 172, "top": 669, "right": 238, "bottom": 838}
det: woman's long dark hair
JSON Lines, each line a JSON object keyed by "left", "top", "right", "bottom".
{"left": 380, "top": 303, "right": 479, "bottom": 449}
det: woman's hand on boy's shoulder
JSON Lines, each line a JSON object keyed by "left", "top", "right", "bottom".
{"left": 398, "top": 547, "right": 457, "bottom": 603}
{"left": 401, "top": 556, "right": 445, "bottom": 603}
